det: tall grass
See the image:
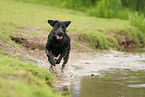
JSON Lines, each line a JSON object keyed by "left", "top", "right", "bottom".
{"left": 128, "top": 12, "right": 145, "bottom": 33}
{"left": 64, "top": 0, "right": 130, "bottom": 19}
{"left": 89, "top": 0, "right": 121, "bottom": 18}
{"left": 128, "top": 12, "right": 145, "bottom": 46}
{"left": 14, "top": 0, "right": 62, "bottom": 7}
{"left": 64, "top": 0, "right": 94, "bottom": 11}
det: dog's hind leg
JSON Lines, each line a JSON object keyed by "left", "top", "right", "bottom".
{"left": 49, "top": 65, "right": 53, "bottom": 72}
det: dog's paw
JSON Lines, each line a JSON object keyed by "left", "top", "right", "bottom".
{"left": 56, "top": 61, "right": 60, "bottom": 64}
{"left": 54, "top": 59, "right": 60, "bottom": 64}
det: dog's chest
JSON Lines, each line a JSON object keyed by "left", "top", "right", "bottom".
{"left": 50, "top": 42, "right": 66, "bottom": 56}
{"left": 52, "top": 41, "right": 64, "bottom": 48}
{"left": 50, "top": 41, "right": 67, "bottom": 51}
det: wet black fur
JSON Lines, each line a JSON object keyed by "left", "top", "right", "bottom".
{"left": 45, "top": 20, "right": 71, "bottom": 71}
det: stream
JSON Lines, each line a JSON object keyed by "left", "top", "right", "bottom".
{"left": 53, "top": 50, "right": 145, "bottom": 97}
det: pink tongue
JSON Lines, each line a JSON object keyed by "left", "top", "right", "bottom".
{"left": 57, "top": 35, "right": 63, "bottom": 39}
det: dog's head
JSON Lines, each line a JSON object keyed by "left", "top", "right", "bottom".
{"left": 48, "top": 20, "right": 71, "bottom": 41}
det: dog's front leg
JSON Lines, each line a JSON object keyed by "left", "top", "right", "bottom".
{"left": 45, "top": 48, "right": 56, "bottom": 66}
{"left": 55, "top": 52, "right": 65, "bottom": 64}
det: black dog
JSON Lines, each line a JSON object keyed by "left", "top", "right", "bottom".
{"left": 45, "top": 20, "right": 71, "bottom": 72}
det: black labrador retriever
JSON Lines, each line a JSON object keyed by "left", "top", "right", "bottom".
{"left": 45, "top": 20, "right": 71, "bottom": 72}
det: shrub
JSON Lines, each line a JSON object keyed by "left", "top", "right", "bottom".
{"left": 94, "top": 0, "right": 121, "bottom": 18}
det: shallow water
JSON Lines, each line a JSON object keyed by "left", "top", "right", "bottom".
{"left": 54, "top": 50, "right": 145, "bottom": 97}
{"left": 68, "top": 51, "right": 145, "bottom": 97}
{"left": 71, "top": 69, "right": 145, "bottom": 97}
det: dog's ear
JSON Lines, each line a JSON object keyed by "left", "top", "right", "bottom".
{"left": 48, "top": 20, "right": 57, "bottom": 27}
{"left": 64, "top": 21, "right": 71, "bottom": 27}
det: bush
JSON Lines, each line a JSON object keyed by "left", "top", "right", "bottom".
{"left": 93, "top": 0, "right": 121, "bottom": 18}
{"left": 64, "top": 0, "right": 128, "bottom": 19}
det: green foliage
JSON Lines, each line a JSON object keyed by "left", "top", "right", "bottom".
{"left": 64, "top": 0, "right": 128, "bottom": 19}
{"left": 121, "top": 0, "right": 145, "bottom": 12}
{"left": 64, "top": 0, "right": 95, "bottom": 11}
{"left": 63, "top": 0, "right": 145, "bottom": 20}
{"left": 87, "top": 0, "right": 130, "bottom": 19}
{"left": 12, "top": 0, "right": 145, "bottom": 20}
{"left": 78, "top": 31, "right": 118, "bottom": 50}
{"left": 128, "top": 12, "right": 145, "bottom": 46}
{"left": 94, "top": 0, "right": 121, "bottom": 18}
{"left": 129, "top": 12, "right": 145, "bottom": 33}
{"left": 115, "top": 8, "right": 130, "bottom": 19}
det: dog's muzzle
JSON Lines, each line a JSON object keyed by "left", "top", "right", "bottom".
{"left": 56, "top": 32, "right": 64, "bottom": 40}
{"left": 57, "top": 35, "right": 63, "bottom": 39}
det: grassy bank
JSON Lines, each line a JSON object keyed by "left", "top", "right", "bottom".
{"left": 0, "top": 55, "right": 67, "bottom": 97}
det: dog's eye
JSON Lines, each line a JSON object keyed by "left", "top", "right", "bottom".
{"left": 55, "top": 25, "right": 59, "bottom": 29}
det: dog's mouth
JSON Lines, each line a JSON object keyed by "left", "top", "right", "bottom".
{"left": 56, "top": 35, "right": 63, "bottom": 40}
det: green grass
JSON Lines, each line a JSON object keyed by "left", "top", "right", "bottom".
{"left": 78, "top": 31, "right": 117, "bottom": 49}
{"left": 0, "top": 0, "right": 145, "bottom": 50}
{"left": 129, "top": 12, "right": 145, "bottom": 33}
{"left": 0, "top": 55, "right": 67, "bottom": 97}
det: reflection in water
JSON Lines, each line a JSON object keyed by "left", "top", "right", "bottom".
{"left": 80, "top": 77, "right": 124, "bottom": 97}
{"left": 73, "top": 69, "right": 145, "bottom": 97}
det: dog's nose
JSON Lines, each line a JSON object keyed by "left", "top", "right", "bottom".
{"left": 58, "top": 32, "right": 64, "bottom": 36}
